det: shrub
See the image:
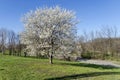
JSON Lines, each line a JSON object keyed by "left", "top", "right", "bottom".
{"left": 81, "top": 51, "right": 93, "bottom": 59}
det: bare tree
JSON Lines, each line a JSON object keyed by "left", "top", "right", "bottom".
{"left": 16, "top": 34, "right": 22, "bottom": 56}
{"left": 100, "top": 26, "right": 118, "bottom": 57}
{"left": 8, "top": 30, "right": 16, "bottom": 55}
{"left": 0, "top": 28, "right": 7, "bottom": 54}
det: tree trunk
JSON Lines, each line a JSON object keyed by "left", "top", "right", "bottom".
{"left": 49, "top": 52, "right": 53, "bottom": 64}
{"left": 24, "top": 52, "right": 27, "bottom": 57}
{"left": 2, "top": 49, "right": 4, "bottom": 55}
{"left": 9, "top": 49, "right": 12, "bottom": 55}
{"left": 2, "top": 46, "right": 5, "bottom": 55}
{"left": 50, "top": 38, "right": 54, "bottom": 64}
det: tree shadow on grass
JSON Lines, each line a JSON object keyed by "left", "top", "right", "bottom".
{"left": 0, "top": 69, "right": 4, "bottom": 71}
{"left": 45, "top": 72, "right": 120, "bottom": 80}
{"left": 57, "top": 62, "right": 119, "bottom": 69}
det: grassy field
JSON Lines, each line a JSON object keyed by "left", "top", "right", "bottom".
{"left": 0, "top": 55, "right": 120, "bottom": 80}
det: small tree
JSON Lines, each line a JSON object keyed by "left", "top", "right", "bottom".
{"left": 21, "top": 6, "right": 78, "bottom": 64}
{"left": 8, "top": 30, "right": 16, "bottom": 55}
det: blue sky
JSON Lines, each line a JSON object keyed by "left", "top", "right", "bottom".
{"left": 0, "top": 0, "right": 120, "bottom": 35}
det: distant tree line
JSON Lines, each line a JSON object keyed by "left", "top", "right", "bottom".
{"left": 0, "top": 28, "right": 23, "bottom": 56}
{"left": 77, "top": 26, "right": 120, "bottom": 60}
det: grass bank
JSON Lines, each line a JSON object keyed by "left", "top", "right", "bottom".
{"left": 0, "top": 55, "right": 120, "bottom": 80}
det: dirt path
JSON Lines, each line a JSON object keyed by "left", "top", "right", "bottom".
{"left": 79, "top": 59, "right": 120, "bottom": 68}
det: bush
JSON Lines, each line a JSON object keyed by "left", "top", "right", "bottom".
{"left": 81, "top": 51, "right": 93, "bottom": 59}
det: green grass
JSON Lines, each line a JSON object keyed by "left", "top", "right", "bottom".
{"left": 0, "top": 55, "right": 120, "bottom": 80}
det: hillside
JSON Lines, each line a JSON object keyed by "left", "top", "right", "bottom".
{"left": 0, "top": 55, "right": 120, "bottom": 80}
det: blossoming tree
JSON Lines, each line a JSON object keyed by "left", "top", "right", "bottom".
{"left": 21, "top": 6, "right": 78, "bottom": 64}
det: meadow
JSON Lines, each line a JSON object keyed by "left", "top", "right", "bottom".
{"left": 0, "top": 55, "right": 120, "bottom": 80}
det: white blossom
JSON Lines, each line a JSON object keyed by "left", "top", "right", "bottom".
{"left": 20, "top": 6, "right": 78, "bottom": 61}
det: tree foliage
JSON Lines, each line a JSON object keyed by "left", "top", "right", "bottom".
{"left": 21, "top": 6, "right": 78, "bottom": 63}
